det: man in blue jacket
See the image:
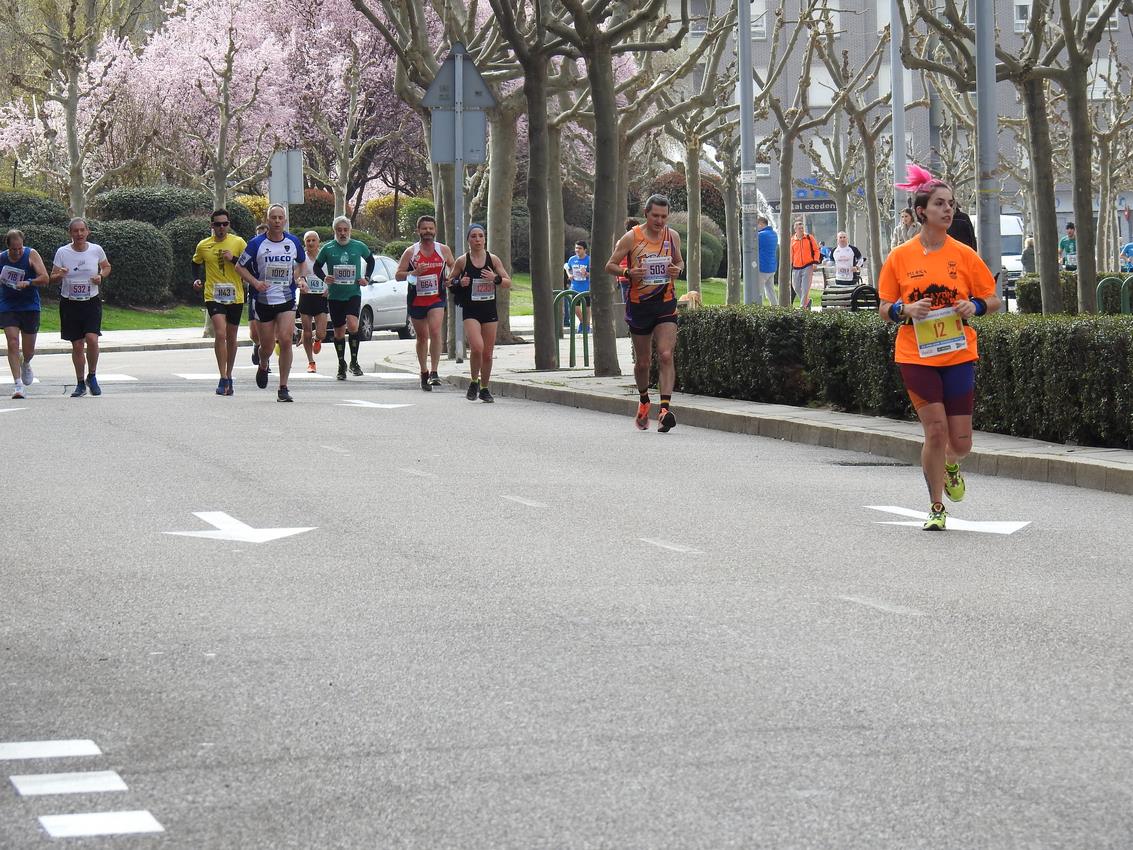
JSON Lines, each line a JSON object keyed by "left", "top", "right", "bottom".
{"left": 756, "top": 216, "right": 778, "bottom": 305}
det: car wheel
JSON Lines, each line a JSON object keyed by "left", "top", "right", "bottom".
{"left": 358, "top": 307, "right": 374, "bottom": 341}
{"left": 397, "top": 318, "right": 415, "bottom": 340}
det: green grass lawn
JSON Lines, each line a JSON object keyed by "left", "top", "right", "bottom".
{"left": 37, "top": 299, "right": 207, "bottom": 333}
{"left": 504, "top": 273, "right": 817, "bottom": 315}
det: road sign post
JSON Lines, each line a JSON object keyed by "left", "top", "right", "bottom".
{"left": 269, "top": 149, "right": 304, "bottom": 224}
{"left": 423, "top": 43, "right": 496, "bottom": 361}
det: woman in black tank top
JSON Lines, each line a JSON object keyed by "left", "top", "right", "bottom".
{"left": 449, "top": 224, "right": 511, "bottom": 402}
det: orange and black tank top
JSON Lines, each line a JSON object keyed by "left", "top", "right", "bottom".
{"left": 626, "top": 225, "right": 675, "bottom": 305}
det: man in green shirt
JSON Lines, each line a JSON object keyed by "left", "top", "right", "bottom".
{"left": 314, "top": 216, "right": 377, "bottom": 380}
{"left": 1058, "top": 221, "right": 1077, "bottom": 272}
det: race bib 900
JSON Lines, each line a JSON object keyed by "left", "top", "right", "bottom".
{"left": 333, "top": 264, "right": 355, "bottom": 284}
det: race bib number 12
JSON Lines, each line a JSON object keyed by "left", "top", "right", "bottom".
{"left": 914, "top": 306, "right": 968, "bottom": 358}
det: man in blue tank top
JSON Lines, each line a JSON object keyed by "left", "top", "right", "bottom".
{"left": 1, "top": 229, "right": 49, "bottom": 399}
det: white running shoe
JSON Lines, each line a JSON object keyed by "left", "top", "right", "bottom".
{"left": 12, "top": 381, "right": 26, "bottom": 399}
{"left": 20, "top": 358, "right": 33, "bottom": 385}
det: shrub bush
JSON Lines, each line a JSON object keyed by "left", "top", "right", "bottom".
{"left": 383, "top": 239, "right": 412, "bottom": 259}
{"left": 227, "top": 200, "right": 256, "bottom": 239}
{"left": 235, "top": 194, "right": 268, "bottom": 225}
{"left": 351, "top": 229, "right": 383, "bottom": 254}
{"left": 287, "top": 188, "right": 336, "bottom": 228}
{"left": 645, "top": 171, "right": 728, "bottom": 231}
{"left": 397, "top": 196, "right": 436, "bottom": 237}
{"left": 90, "top": 187, "right": 215, "bottom": 229}
{"left": 17, "top": 224, "right": 69, "bottom": 270}
{"left": 563, "top": 225, "right": 588, "bottom": 260}
{"left": 0, "top": 189, "right": 69, "bottom": 228}
{"left": 674, "top": 307, "right": 1133, "bottom": 449}
{"left": 161, "top": 216, "right": 213, "bottom": 301}
{"left": 666, "top": 218, "right": 723, "bottom": 283}
{"left": 362, "top": 194, "right": 397, "bottom": 238}
{"left": 1016, "top": 271, "right": 1128, "bottom": 314}
{"left": 87, "top": 220, "right": 174, "bottom": 306}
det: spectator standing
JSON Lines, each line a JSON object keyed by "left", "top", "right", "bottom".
{"left": 756, "top": 216, "right": 778, "bottom": 305}
{"left": 789, "top": 219, "right": 820, "bottom": 309}
{"left": 1119, "top": 239, "right": 1133, "bottom": 273}
{"left": 892, "top": 208, "right": 921, "bottom": 247}
{"left": 1021, "top": 237, "right": 1036, "bottom": 274}
{"left": 947, "top": 202, "right": 977, "bottom": 250}
{"left": 1058, "top": 222, "right": 1078, "bottom": 271}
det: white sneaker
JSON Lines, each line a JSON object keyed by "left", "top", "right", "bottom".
{"left": 20, "top": 357, "right": 32, "bottom": 385}
{"left": 12, "top": 381, "right": 25, "bottom": 399}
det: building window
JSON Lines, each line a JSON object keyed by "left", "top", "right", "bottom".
{"left": 751, "top": 0, "right": 768, "bottom": 40}
{"left": 1014, "top": 1, "right": 1029, "bottom": 32}
{"left": 1085, "top": 1, "right": 1118, "bottom": 30}
{"left": 690, "top": 0, "right": 708, "bottom": 35}
{"left": 876, "top": 0, "right": 889, "bottom": 34}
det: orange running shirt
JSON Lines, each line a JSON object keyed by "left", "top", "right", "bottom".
{"left": 626, "top": 225, "right": 676, "bottom": 305}
{"left": 877, "top": 235, "right": 996, "bottom": 366}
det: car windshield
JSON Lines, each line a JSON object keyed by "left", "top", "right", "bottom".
{"left": 1002, "top": 234, "right": 1022, "bottom": 256}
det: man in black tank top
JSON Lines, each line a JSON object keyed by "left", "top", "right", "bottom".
{"left": 449, "top": 224, "right": 511, "bottom": 402}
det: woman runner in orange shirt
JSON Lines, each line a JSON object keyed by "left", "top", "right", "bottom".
{"left": 877, "top": 165, "right": 1001, "bottom": 531}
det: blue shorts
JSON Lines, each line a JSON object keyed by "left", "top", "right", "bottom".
{"left": 899, "top": 361, "right": 976, "bottom": 416}
{"left": 409, "top": 300, "right": 445, "bottom": 321}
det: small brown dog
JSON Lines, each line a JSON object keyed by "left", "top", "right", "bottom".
{"left": 678, "top": 290, "right": 703, "bottom": 310}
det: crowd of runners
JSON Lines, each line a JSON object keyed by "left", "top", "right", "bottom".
{"left": 2, "top": 177, "right": 996, "bottom": 529}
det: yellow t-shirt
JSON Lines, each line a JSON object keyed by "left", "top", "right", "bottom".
{"left": 192, "top": 233, "right": 248, "bottom": 303}
{"left": 877, "top": 236, "right": 996, "bottom": 365}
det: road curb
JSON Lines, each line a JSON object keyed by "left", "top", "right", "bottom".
{"left": 1, "top": 339, "right": 252, "bottom": 356}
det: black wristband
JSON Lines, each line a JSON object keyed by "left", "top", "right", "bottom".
{"left": 972, "top": 297, "right": 987, "bottom": 317}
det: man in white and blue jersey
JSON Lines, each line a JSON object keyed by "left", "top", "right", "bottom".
{"left": 236, "top": 203, "right": 308, "bottom": 402}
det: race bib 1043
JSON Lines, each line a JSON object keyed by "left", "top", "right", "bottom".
{"left": 914, "top": 306, "right": 968, "bottom": 359}
{"left": 1, "top": 265, "right": 24, "bottom": 288}
{"left": 212, "top": 283, "right": 236, "bottom": 303}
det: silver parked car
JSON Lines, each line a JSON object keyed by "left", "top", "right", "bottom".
{"left": 294, "top": 254, "right": 414, "bottom": 342}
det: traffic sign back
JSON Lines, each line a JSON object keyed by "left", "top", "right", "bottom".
{"left": 422, "top": 43, "right": 496, "bottom": 109}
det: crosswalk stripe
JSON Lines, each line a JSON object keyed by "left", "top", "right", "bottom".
{"left": 0, "top": 740, "right": 101, "bottom": 760}
{"left": 38, "top": 810, "right": 164, "bottom": 837}
{"left": 11, "top": 770, "right": 127, "bottom": 796}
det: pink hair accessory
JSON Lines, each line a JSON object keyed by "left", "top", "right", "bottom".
{"left": 894, "top": 163, "right": 944, "bottom": 193}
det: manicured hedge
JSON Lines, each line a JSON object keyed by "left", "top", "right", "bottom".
{"left": 1015, "top": 271, "right": 1129, "bottom": 314}
{"left": 673, "top": 307, "right": 1133, "bottom": 449}
{"left": 162, "top": 216, "right": 213, "bottom": 302}
{"left": 91, "top": 187, "right": 210, "bottom": 229}
{"left": 88, "top": 220, "right": 174, "bottom": 306}
{"left": 383, "top": 239, "right": 412, "bottom": 259}
{"left": 0, "top": 189, "right": 69, "bottom": 228}
{"left": 287, "top": 188, "right": 337, "bottom": 228}
{"left": 227, "top": 200, "right": 256, "bottom": 239}
{"left": 397, "top": 197, "right": 435, "bottom": 236}
{"left": 17, "top": 224, "right": 69, "bottom": 268}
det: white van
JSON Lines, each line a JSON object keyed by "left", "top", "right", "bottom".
{"left": 969, "top": 214, "right": 1026, "bottom": 282}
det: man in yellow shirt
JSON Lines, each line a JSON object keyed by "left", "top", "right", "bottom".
{"left": 193, "top": 209, "right": 248, "bottom": 395}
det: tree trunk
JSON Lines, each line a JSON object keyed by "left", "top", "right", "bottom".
{"left": 522, "top": 59, "right": 558, "bottom": 370}
{"left": 1064, "top": 76, "right": 1097, "bottom": 312}
{"left": 858, "top": 130, "right": 882, "bottom": 285}
{"left": 547, "top": 121, "right": 566, "bottom": 282}
{"left": 722, "top": 169, "right": 741, "bottom": 304}
{"left": 487, "top": 109, "right": 520, "bottom": 342}
{"left": 584, "top": 43, "right": 622, "bottom": 376}
{"left": 65, "top": 71, "right": 85, "bottom": 217}
{"left": 1021, "top": 77, "right": 1062, "bottom": 313}
{"left": 684, "top": 137, "right": 702, "bottom": 293}
{"left": 1096, "top": 141, "right": 1114, "bottom": 272}
{"left": 776, "top": 141, "right": 796, "bottom": 306}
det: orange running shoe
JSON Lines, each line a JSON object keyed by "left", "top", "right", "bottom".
{"left": 306, "top": 361, "right": 317, "bottom": 373}
{"left": 634, "top": 401, "right": 650, "bottom": 430}
{"left": 313, "top": 338, "right": 322, "bottom": 354}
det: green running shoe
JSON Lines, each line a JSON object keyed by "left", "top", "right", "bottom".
{"left": 944, "top": 462, "right": 966, "bottom": 502}
{"left": 923, "top": 502, "right": 947, "bottom": 531}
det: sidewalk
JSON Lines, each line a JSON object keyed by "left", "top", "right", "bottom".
{"left": 6, "top": 317, "right": 1130, "bottom": 496}
{"left": 380, "top": 317, "right": 1133, "bottom": 497}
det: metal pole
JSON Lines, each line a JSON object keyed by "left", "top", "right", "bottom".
{"left": 736, "top": 0, "right": 759, "bottom": 304}
{"left": 890, "top": 0, "right": 906, "bottom": 228}
{"left": 974, "top": 0, "right": 1001, "bottom": 300}
{"left": 453, "top": 46, "right": 465, "bottom": 359}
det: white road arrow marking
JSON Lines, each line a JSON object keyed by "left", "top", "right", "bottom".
{"left": 866, "top": 505, "right": 1031, "bottom": 535}
{"left": 839, "top": 595, "right": 926, "bottom": 616}
{"left": 500, "top": 494, "right": 547, "bottom": 508}
{"left": 164, "top": 511, "right": 315, "bottom": 543}
{"left": 336, "top": 399, "right": 413, "bottom": 409}
{"left": 1, "top": 408, "right": 26, "bottom": 413}
{"left": 640, "top": 538, "right": 702, "bottom": 553}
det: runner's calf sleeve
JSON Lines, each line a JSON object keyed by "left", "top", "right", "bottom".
{"left": 334, "top": 338, "right": 346, "bottom": 361}
{"left": 348, "top": 335, "right": 360, "bottom": 359}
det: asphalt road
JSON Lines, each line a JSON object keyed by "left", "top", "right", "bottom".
{"left": 2, "top": 342, "right": 1132, "bottom": 849}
